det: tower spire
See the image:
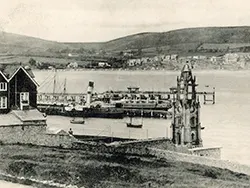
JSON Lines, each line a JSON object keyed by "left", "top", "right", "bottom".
{"left": 171, "top": 63, "right": 203, "bottom": 148}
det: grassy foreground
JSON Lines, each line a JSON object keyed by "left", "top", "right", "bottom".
{"left": 0, "top": 144, "right": 249, "bottom": 188}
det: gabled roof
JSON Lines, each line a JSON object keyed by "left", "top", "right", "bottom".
{"left": 0, "top": 113, "right": 23, "bottom": 126}
{"left": 0, "top": 71, "right": 8, "bottom": 81}
{"left": 11, "top": 109, "right": 46, "bottom": 122}
{"left": 0, "top": 64, "right": 38, "bottom": 86}
{"left": 46, "top": 128, "right": 70, "bottom": 136}
{"left": 8, "top": 66, "right": 39, "bottom": 87}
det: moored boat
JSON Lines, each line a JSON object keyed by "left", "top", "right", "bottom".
{"left": 126, "top": 122, "right": 143, "bottom": 128}
{"left": 70, "top": 118, "right": 85, "bottom": 124}
{"left": 126, "top": 112, "right": 143, "bottom": 128}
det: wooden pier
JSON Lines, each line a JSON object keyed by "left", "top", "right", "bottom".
{"left": 37, "top": 88, "right": 216, "bottom": 105}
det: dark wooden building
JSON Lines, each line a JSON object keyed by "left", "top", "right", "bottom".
{"left": 0, "top": 65, "right": 38, "bottom": 113}
{"left": 0, "top": 71, "right": 9, "bottom": 113}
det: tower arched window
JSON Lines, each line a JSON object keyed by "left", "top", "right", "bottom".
{"left": 191, "top": 132, "right": 196, "bottom": 141}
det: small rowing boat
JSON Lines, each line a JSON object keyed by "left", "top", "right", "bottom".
{"left": 70, "top": 118, "right": 85, "bottom": 124}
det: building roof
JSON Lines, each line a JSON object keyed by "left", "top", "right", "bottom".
{"left": 8, "top": 66, "right": 38, "bottom": 86}
{"left": 182, "top": 63, "right": 191, "bottom": 72}
{"left": 46, "top": 128, "right": 70, "bottom": 135}
{"left": 0, "top": 109, "right": 46, "bottom": 127}
{"left": 0, "top": 64, "right": 38, "bottom": 86}
{"left": 0, "top": 64, "right": 35, "bottom": 79}
{"left": 11, "top": 109, "right": 46, "bottom": 122}
{"left": 0, "top": 113, "right": 23, "bottom": 126}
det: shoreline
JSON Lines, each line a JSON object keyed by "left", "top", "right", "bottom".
{"left": 33, "top": 68, "right": 250, "bottom": 74}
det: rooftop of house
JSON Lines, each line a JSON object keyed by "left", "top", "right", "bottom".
{"left": 12, "top": 109, "right": 46, "bottom": 122}
{"left": 0, "top": 109, "right": 47, "bottom": 127}
{"left": 0, "top": 113, "right": 23, "bottom": 126}
{"left": 46, "top": 128, "right": 70, "bottom": 136}
{"left": 0, "top": 64, "right": 35, "bottom": 80}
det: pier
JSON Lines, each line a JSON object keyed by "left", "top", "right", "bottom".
{"left": 37, "top": 87, "right": 216, "bottom": 104}
{"left": 37, "top": 87, "right": 216, "bottom": 106}
{"left": 36, "top": 64, "right": 216, "bottom": 119}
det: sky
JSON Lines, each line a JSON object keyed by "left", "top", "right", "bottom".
{"left": 0, "top": 0, "right": 250, "bottom": 42}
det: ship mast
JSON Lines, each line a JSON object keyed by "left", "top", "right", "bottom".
{"left": 63, "top": 78, "right": 67, "bottom": 95}
{"left": 52, "top": 68, "right": 57, "bottom": 94}
{"left": 141, "top": 109, "right": 143, "bottom": 125}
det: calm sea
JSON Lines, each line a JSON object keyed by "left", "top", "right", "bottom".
{"left": 34, "top": 69, "right": 250, "bottom": 166}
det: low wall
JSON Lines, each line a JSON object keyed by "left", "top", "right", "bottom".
{"left": 72, "top": 138, "right": 190, "bottom": 156}
{"left": 0, "top": 125, "right": 46, "bottom": 145}
{"left": 35, "top": 133, "right": 76, "bottom": 148}
{"left": 189, "top": 147, "right": 221, "bottom": 159}
{"left": 150, "top": 148, "right": 250, "bottom": 175}
{"left": 0, "top": 125, "right": 77, "bottom": 148}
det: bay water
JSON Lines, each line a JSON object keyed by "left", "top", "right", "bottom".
{"left": 34, "top": 69, "right": 250, "bottom": 166}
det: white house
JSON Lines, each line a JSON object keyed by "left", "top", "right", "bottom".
{"left": 67, "top": 62, "right": 78, "bottom": 68}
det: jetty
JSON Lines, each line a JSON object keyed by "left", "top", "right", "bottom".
{"left": 36, "top": 72, "right": 215, "bottom": 119}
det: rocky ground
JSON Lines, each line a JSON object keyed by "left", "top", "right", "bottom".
{"left": 0, "top": 144, "right": 249, "bottom": 188}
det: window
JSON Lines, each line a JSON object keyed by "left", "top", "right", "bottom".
{"left": 0, "top": 96, "right": 7, "bottom": 109}
{"left": 20, "top": 92, "right": 29, "bottom": 104}
{"left": 0, "top": 82, "right": 7, "bottom": 91}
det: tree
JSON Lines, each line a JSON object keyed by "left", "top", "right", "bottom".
{"left": 119, "top": 51, "right": 124, "bottom": 56}
{"left": 156, "top": 35, "right": 163, "bottom": 55}
{"left": 28, "top": 58, "right": 36, "bottom": 66}
{"left": 100, "top": 49, "right": 107, "bottom": 55}
{"left": 136, "top": 39, "right": 143, "bottom": 57}
{"left": 156, "top": 46, "right": 163, "bottom": 54}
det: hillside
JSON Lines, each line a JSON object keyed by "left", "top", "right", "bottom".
{"left": 2, "top": 26, "right": 250, "bottom": 57}
{"left": 0, "top": 31, "right": 68, "bottom": 56}
{"left": 0, "top": 145, "right": 250, "bottom": 188}
{"left": 65, "top": 26, "right": 250, "bottom": 55}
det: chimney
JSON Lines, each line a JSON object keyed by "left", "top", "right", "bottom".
{"left": 86, "top": 81, "right": 94, "bottom": 107}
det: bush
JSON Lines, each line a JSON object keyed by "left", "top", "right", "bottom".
{"left": 7, "top": 161, "right": 37, "bottom": 177}
{"left": 28, "top": 58, "right": 36, "bottom": 66}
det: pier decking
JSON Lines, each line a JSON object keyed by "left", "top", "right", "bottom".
{"left": 37, "top": 89, "right": 216, "bottom": 105}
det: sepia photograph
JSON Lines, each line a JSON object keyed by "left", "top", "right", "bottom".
{"left": 0, "top": 0, "right": 250, "bottom": 187}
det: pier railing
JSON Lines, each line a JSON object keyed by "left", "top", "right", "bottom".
{"left": 37, "top": 88, "right": 216, "bottom": 105}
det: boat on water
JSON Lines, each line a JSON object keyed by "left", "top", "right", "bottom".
{"left": 37, "top": 78, "right": 124, "bottom": 119}
{"left": 37, "top": 74, "right": 171, "bottom": 119}
{"left": 37, "top": 103, "right": 124, "bottom": 119}
{"left": 64, "top": 101, "right": 124, "bottom": 119}
{"left": 126, "top": 122, "right": 143, "bottom": 128}
{"left": 70, "top": 118, "right": 85, "bottom": 124}
{"left": 126, "top": 112, "right": 143, "bottom": 128}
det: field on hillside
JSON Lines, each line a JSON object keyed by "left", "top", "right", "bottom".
{"left": 0, "top": 55, "right": 72, "bottom": 65}
{"left": 4, "top": 27, "right": 250, "bottom": 57}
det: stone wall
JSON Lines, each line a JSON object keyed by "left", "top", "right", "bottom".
{"left": 0, "top": 125, "right": 46, "bottom": 145}
{"left": 150, "top": 148, "right": 250, "bottom": 175}
{"left": 38, "top": 133, "right": 77, "bottom": 148}
{"left": 0, "top": 125, "right": 77, "bottom": 148}
{"left": 72, "top": 138, "right": 190, "bottom": 156}
{"left": 189, "top": 147, "right": 221, "bottom": 159}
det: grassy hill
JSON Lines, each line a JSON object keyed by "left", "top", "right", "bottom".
{"left": 59, "top": 26, "right": 250, "bottom": 59}
{"left": 0, "top": 144, "right": 250, "bottom": 188}
{"left": 2, "top": 26, "right": 250, "bottom": 58}
{"left": 100, "top": 26, "right": 250, "bottom": 55}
